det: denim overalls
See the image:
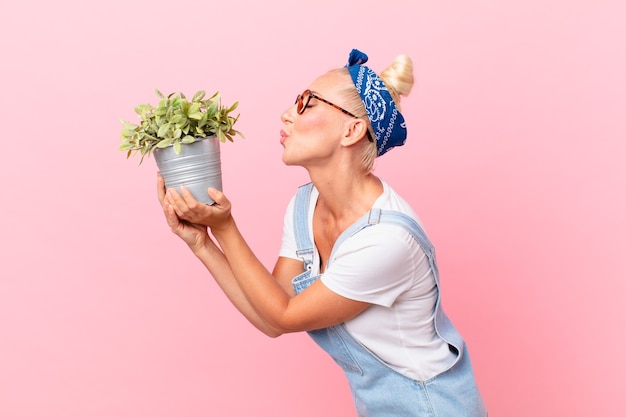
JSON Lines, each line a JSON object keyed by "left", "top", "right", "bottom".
{"left": 291, "top": 183, "right": 487, "bottom": 417}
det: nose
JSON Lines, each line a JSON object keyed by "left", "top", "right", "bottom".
{"left": 281, "top": 102, "right": 297, "bottom": 124}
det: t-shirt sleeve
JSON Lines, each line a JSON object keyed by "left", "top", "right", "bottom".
{"left": 321, "top": 223, "right": 421, "bottom": 307}
{"left": 278, "top": 195, "right": 300, "bottom": 260}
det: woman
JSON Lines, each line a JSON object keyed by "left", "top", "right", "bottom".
{"left": 157, "top": 49, "right": 487, "bottom": 416}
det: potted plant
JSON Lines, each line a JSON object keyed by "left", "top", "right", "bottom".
{"left": 119, "top": 89, "right": 243, "bottom": 204}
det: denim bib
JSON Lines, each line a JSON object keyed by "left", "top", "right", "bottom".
{"left": 291, "top": 183, "right": 487, "bottom": 417}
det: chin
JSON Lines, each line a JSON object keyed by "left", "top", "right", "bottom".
{"left": 281, "top": 151, "right": 297, "bottom": 166}
{"left": 281, "top": 149, "right": 309, "bottom": 168}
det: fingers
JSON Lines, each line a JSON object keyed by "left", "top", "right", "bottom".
{"left": 166, "top": 186, "right": 207, "bottom": 222}
{"left": 156, "top": 172, "right": 166, "bottom": 204}
{"left": 208, "top": 187, "right": 231, "bottom": 210}
{"left": 163, "top": 202, "right": 176, "bottom": 225}
{"left": 157, "top": 175, "right": 186, "bottom": 228}
{"left": 157, "top": 173, "right": 181, "bottom": 229}
{"left": 162, "top": 198, "right": 181, "bottom": 229}
{"left": 160, "top": 183, "right": 232, "bottom": 230}
{"left": 157, "top": 173, "right": 198, "bottom": 214}
{"left": 180, "top": 185, "right": 201, "bottom": 208}
{"left": 164, "top": 187, "right": 186, "bottom": 217}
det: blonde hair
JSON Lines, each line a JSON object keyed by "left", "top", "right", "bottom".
{"left": 332, "top": 54, "right": 414, "bottom": 172}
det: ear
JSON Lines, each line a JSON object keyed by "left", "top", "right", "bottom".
{"left": 340, "top": 119, "right": 369, "bottom": 147}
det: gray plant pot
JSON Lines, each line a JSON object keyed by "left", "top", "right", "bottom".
{"left": 154, "top": 135, "right": 222, "bottom": 205}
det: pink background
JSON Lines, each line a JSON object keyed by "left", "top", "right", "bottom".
{"left": 1, "top": 1, "right": 624, "bottom": 416}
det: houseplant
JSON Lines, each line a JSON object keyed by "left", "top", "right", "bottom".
{"left": 119, "top": 89, "right": 243, "bottom": 204}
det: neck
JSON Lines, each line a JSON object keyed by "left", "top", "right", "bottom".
{"left": 308, "top": 167, "right": 382, "bottom": 221}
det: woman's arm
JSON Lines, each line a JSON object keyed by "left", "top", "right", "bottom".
{"left": 158, "top": 174, "right": 287, "bottom": 336}
{"left": 162, "top": 183, "right": 370, "bottom": 334}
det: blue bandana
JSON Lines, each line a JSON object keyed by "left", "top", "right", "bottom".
{"left": 345, "top": 49, "right": 407, "bottom": 157}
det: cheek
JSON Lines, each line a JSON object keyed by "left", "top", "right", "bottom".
{"left": 295, "top": 112, "right": 326, "bottom": 134}
{"left": 295, "top": 113, "right": 347, "bottom": 143}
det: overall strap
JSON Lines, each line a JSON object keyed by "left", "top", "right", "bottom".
{"left": 329, "top": 208, "right": 465, "bottom": 352}
{"left": 331, "top": 208, "right": 436, "bottom": 266}
{"left": 293, "top": 183, "right": 315, "bottom": 271}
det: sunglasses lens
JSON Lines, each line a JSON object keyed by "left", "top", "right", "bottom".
{"left": 296, "top": 91, "right": 311, "bottom": 114}
{"left": 296, "top": 95, "right": 303, "bottom": 113}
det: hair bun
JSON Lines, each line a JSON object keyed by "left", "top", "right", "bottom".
{"left": 380, "top": 55, "right": 414, "bottom": 98}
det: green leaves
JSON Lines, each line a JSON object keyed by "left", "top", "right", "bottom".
{"left": 192, "top": 90, "right": 206, "bottom": 102}
{"left": 157, "top": 123, "right": 171, "bottom": 138}
{"left": 119, "top": 89, "right": 243, "bottom": 164}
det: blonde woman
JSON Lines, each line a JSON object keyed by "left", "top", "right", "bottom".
{"left": 158, "top": 49, "right": 487, "bottom": 416}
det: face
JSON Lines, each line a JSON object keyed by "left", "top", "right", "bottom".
{"left": 280, "top": 72, "right": 355, "bottom": 167}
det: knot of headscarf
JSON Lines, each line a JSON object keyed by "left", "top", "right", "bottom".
{"left": 345, "top": 49, "right": 407, "bottom": 157}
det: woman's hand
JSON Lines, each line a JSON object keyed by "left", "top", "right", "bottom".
{"left": 157, "top": 173, "right": 234, "bottom": 234}
{"left": 157, "top": 173, "right": 213, "bottom": 250}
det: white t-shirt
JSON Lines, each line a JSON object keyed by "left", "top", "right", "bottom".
{"left": 279, "top": 179, "right": 457, "bottom": 381}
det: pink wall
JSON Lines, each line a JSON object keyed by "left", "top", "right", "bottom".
{"left": 1, "top": 1, "right": 624, "bottom": 416}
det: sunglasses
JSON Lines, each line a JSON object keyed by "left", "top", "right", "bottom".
{"left": 295, "top": 89, "right": 359, "bottom": 118}
{"left": 294, "top": 89, "right": 374, "bottom": 142}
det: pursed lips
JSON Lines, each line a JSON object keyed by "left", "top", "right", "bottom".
{"left": 280, "top": 129, "right": 288, "bottom": 145}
